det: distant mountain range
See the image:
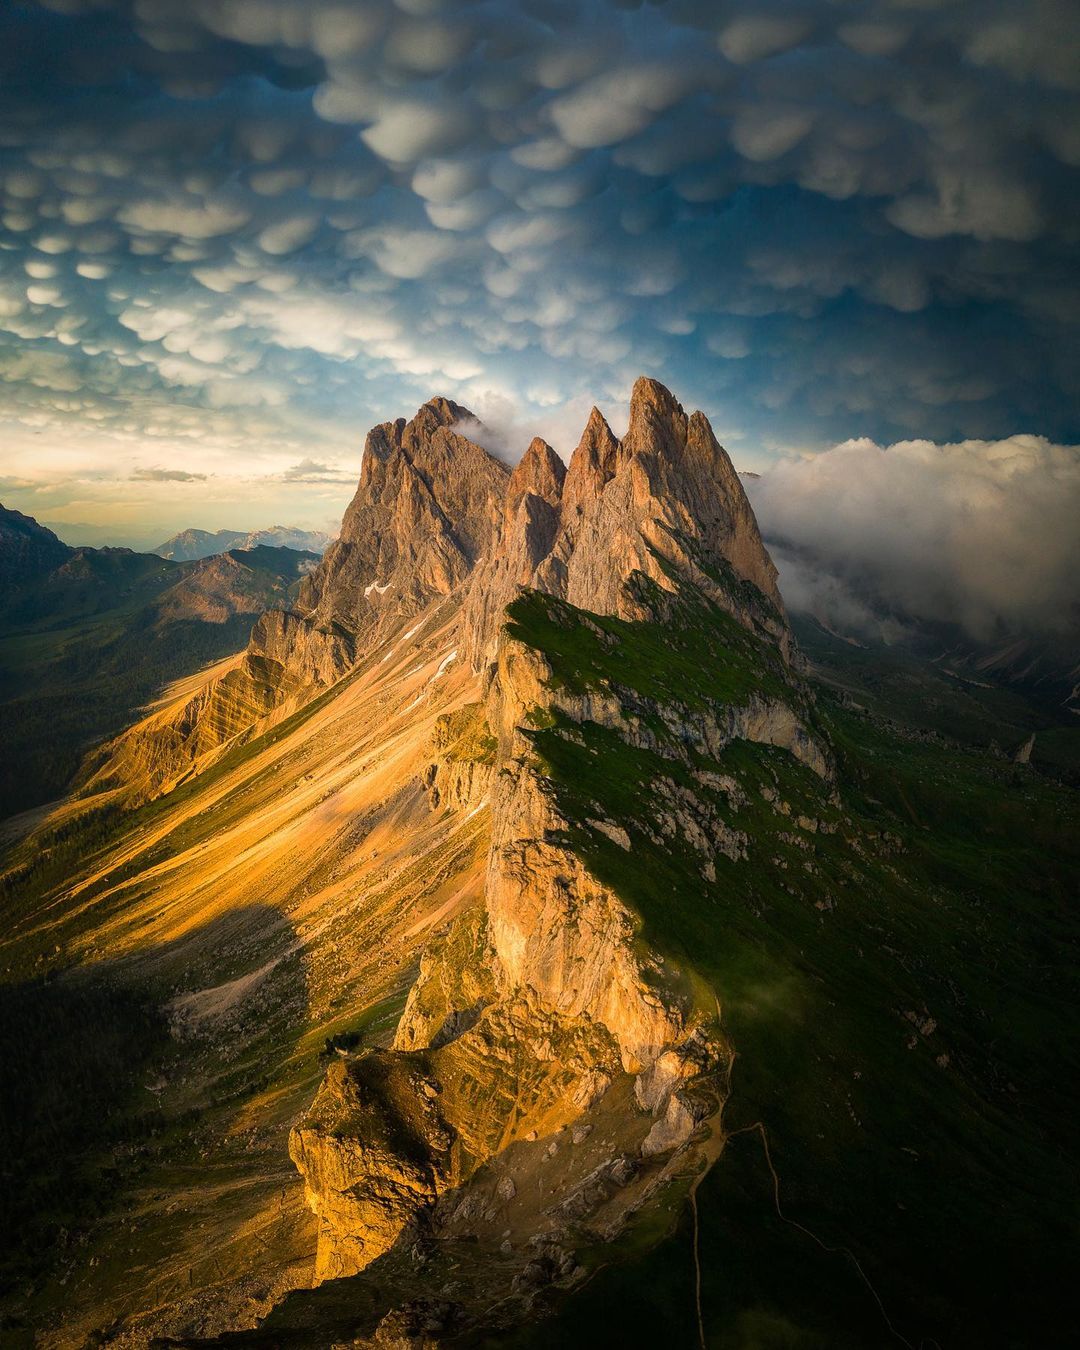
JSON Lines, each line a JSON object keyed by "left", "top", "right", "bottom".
{"left": 0, "top": 503, "right": 320, "bottom": 820}
{"left": 154, "top": 525, "right": 333, "bottom": 561}
{"left": 0, "top": 504, "right": 72, "bottom": 587}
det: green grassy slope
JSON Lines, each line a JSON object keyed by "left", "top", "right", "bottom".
{"left": 492, "top": 585, "right": 1079, "bottom": 1350}
{"left": 792, "top": 614, "right": 1080, "bottom": 783}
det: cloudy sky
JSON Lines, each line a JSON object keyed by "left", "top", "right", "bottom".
{"left": 1, "top": 0, "right": 1078, "bottom": 554}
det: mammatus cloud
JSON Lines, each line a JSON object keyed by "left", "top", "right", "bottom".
{"left": 746, "top": 435, "right": 1080, "bottom": 640}
{"left": 0, "top": 0, "right": 1076, "bottom": 545}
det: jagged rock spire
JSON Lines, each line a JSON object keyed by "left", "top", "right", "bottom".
{"left": 532, "top": 376, "right": 783, "bottom": 628}
{"left": 460, "top": 375, "right": 789, "bottom": 663}
{"left": 463, "top": 437, "right": 567, "bottom": 667}
{"left": 562, "top": 406, "right": 620, "bottom": 511}
{"left": 622, "top": 375, "right": 689, "bottom": 460}
{"left": 115, "top": 376, "right": 791, "bottom": 795}
{"left": 300, "top": 398, "right": 509, "bottom": 645}
{"left": 508, "top": 436, "right": 566, "bottom": 511}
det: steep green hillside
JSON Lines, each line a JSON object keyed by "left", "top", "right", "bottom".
{"left": 792, "top": 615, "right": 1080, "bottom": 783}
{"left": 488, "top": 586, "right": 1079, "bottom": 1350}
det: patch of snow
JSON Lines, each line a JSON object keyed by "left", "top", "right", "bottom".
{"left": 364, "top": 581, "right": 391, "bottom": 597}
{"left": 433, "top": 650, "right": 458, "bottom": 679}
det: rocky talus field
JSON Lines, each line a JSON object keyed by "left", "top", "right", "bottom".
{"left": 1, "top": 381, "right": 1076, "bottom": 1349}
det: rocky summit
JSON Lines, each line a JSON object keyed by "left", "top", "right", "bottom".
{"left": 1, "top": 380, "right": 1077, "bottom": 1350}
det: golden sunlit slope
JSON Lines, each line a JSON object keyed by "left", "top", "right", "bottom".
{"left": 1, "top": 595, "right": 492, "bottom": 1346}
{"left": 0, "top": 381, "right": 799, "bottom": 1346}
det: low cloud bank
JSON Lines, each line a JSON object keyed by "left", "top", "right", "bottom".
{"left": 745, "top": 435, "right": 1080, "bottom": 641}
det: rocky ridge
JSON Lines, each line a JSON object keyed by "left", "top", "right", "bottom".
{"left": 65, "top": 377, "right": 828, "bottom": 1339}
{"left": 2, "top": 381, "right": 1074, "bottom": 1350}
{"left": 91, "top": 380, "right": 799, "bottom": 805}
{"left": 256, "top": 379, "right": 825, "bottom": 1310}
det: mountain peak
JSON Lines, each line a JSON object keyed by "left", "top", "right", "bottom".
{"left": 624, "top": 374, "right": 689, "bottom": 459}
{"left": 563, "top": 405, "right": 620, "bottom": 510}
{"left": 583, "top": 404, "right": 616, "bottom": 447}
{"left": 301, "top": 393, "right": 510, "bottom": 660}
{"left": 408, "top": 395, "right": 476, "bottom": 440}
{"left": 425, "top": 394, "right": 472, "bottom": 422}
{"left": 508, "top": 437, "right": 566, "bottom": 509}
{"left": 630, "top": 373, "right": 679, "bottom": 412}
{"left": 0, "top": 502, "right": 72, "bottom": 586}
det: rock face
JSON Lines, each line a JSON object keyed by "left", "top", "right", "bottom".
{"left": 481, "top": 636, "right": 691, "bottom": 1071}
{"left": 461, "top": 437, "right": 566, "bottom": 669}
{"left": 281, "top": 379, "right": 826, "bottom": 1292}
{"left": 300, "top": 398, "right": 509, "bottom": 654}
{"left": 244, "top": 397, "right": 509, "bottom": 693}
{"left": 541, "top": 378, "right": 781, "bottom": 622}
{"left": 464, "top": 378, "right": 784, "bottom": 667}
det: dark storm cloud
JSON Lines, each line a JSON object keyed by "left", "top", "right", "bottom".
{"left": 0, "top": 0, "right": 1077, "bottom": 486}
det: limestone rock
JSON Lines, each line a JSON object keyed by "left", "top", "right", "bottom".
{"left": 462, "top": 436, "right": 565, "bottom": 669}
{"left": 301, "top": 398, "right": 509, "bottom": 651}
{"left": 464, "top": 376, "right": 790, "bottom": 665}
{"left": 290, "top": 1056, "right": 454, "bottom": 1282}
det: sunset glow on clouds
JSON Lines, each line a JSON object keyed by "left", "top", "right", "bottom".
{"left": 0, "top": 0, "right": 1078, "bottom": 543}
